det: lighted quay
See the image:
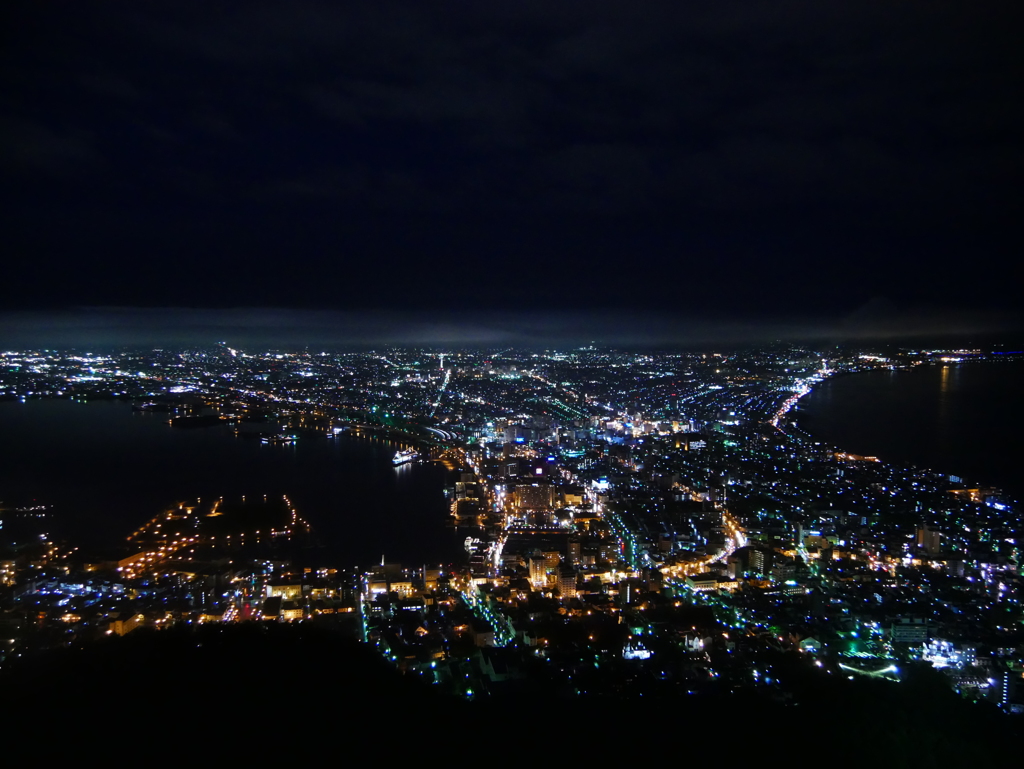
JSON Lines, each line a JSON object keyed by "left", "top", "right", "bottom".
{"left": 1, "top": 345, "right": 1022, "bottom": 714}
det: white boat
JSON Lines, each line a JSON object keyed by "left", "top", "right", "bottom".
{"left": 392, "top": 448, "right": 419, "bottom": 465}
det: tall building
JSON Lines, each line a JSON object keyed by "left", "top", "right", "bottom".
{"left": 558, "top": 565, "right": 577, "bottom": 599}
{"left": 528, "top": 555, "right": 548, "bottom": 588}
{"left": 916, "top": 525, "right": 941, "bottom": 555}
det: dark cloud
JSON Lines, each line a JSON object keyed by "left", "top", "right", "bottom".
{"left": 4, "top": 1, "right": 1021, "bottom": 210}
{"left": 1, "top": 1, "right": 1021, "bottom": 328}
{"left": 0, "top": 116, "right": 103, "bottom": 174}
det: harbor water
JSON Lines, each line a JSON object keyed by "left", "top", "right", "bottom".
{"left": 0, "top": 398, "right": 462, "bottom": 567}
{"left": 798, "top": 360, "right": 1024, "bottom": 502}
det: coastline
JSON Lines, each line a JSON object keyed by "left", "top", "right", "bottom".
{"left": 0, "top": 398, "right": 461, "bottom": 565}
{"left": 792, "top": 359, "right": 1023, "bottom": 502}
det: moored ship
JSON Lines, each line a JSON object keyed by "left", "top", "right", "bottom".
{"left": 392, "top": 448, "right": 419, "bottom": 465}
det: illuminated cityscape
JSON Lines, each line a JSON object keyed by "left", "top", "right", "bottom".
{"left": 2, "top": 344, "right": 1022, "bottom": 724}
{"left": 3, "top": 2, "right": 1023, "bottom": 752}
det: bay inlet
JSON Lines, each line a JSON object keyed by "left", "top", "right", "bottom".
{"left": 0, "top": 398, "right": 462, "bottom": 567}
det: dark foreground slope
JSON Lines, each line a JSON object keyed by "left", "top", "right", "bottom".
{"left": 1, "top": 622, "right": 1017, "bottom": 762}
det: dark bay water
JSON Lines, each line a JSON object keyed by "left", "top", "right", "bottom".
{"left": 798, "top": 360, "right": 1024, "bottom": 501}
{"left": 0, "top": 399, "right": 460, "bottom": 568}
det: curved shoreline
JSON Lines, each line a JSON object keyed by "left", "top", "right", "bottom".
{"left": 792, "top": 359, "right": 1021, "bottom": 501}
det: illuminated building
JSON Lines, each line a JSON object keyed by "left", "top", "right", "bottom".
{"left": 109, "top": 612, "right": 144, "bottom": 636}
{"left": 915, "top": 525, "right": 941, "bottom": 555}
{"left": 0, "top": 560, "right": 14, "bottom": 586}
{"left": 528, "top": 555, "right": 548, "bottom": 588}
{"left": 513, "top": 482, "right": 558, "bottom": 510}
{"left": 557, "top": 565, "right": 577, "bottom": 599}
{"left": 686, "top": 573, "right": 739, "bottom": 592}
{"left": 266, "top": 583, "right": 303, "bottom": 600}
{"left": 388, "top": 580, "right": 415, "bottom": 598}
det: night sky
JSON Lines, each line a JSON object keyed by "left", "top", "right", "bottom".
{"left": 2, "top": 1, "right": 1022, "bottom": 347}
